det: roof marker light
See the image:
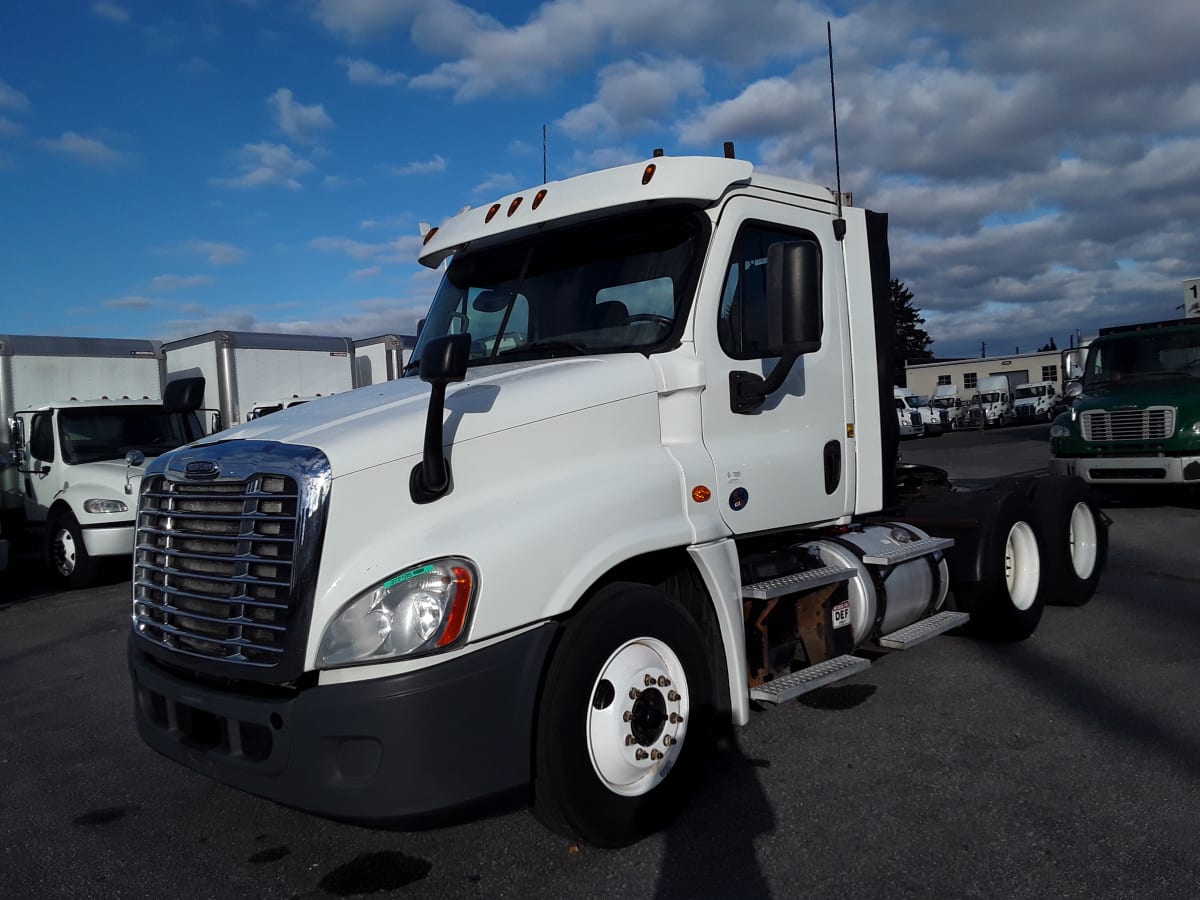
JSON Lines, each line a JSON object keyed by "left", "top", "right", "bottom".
{"left": 422, "top": 226, "right": 439, "bottom": 245}
{"left": 642, "top": 163, "right": 657, "bottom": 185}
{"left": 485, "top": 203, "right": 502, "bottom": 223}
{"left": 532, "top": 189, "right": 548, "bottom": 210}
{"left": 507, "top": 196, "right": 523, "bottom": 217}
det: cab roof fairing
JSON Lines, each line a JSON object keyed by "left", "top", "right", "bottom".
{"left": 417, "top": 156, "right": 758, "bottom": 268}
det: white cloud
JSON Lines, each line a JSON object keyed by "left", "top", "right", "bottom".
{"left": 104, "top": 295, "right": 155, "bottom": 310}
{"left": 392, "top": 155, "right": 446, "bottom": 176}
{"left": 558, "top": 57, "right": 705, "bottom": 140}
{"left": 211, "top": 142, "right": 315, "bottom": 190}
{"left": 174, "top": 241, "right": 248, "bottom": 265}
{"left": 0, "top": 79, "right": 30, "bottom": 112}
{"left": 351, "top": 265, "right": 382, "bottom": 279}
{"left": 149, "top": 274, "right": 214, "bottom": 292}
{"left": 337, "top": 56, "right": 406, "bottom": 86}
{"left": 472, "top": 172, "right": 517, "bottom": 195}
{"left": 310, "top": 234, "right": 421, "bottom": 263}
{"left": 91, "top": 1, "right": 130, "bottom": 23}
{"left": 323, "top": 174, "right": 366, "bottom": 188}
{"left": 0, "top": 116, "right": 24, "bottom": 137}
{"left": 268, "top": 88, "right": 333, "bottom": 143}
{"left": 38, "top": 132, "right": 126, "bottom": 166}
{"left": 312, "top": 0, "right": 425, "bottom": 40}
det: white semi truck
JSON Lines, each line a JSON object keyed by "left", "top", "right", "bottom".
{"left": 128, "top": 153, "right": 1107, "bottom": 847}
{"left": 964, "top": 374, "right": 1013, "bottom": 427}
{"left": 163, "top": 331, "right": 356, "bottom": 432}
{"left": 1011, "top": 380, "right": 1059, "bottom": 423}
{"left": 1, "top": 334, "right": 204, "bottom": 586}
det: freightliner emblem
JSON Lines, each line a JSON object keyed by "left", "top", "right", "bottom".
{"left": 184, "top": 460, "right": 220, "bottom": 480}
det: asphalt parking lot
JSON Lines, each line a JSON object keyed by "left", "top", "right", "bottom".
{"left": 2, "top": 423, "right": 1199, "bottom": 899}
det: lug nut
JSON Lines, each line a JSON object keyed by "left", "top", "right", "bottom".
{"left": 644, "top": 674, "right": 655, "bottom": 687}
{"left": 668, "top": 690, "right": 680, "bottom": 702}
{"left": 650, "top": 750, "right": 664, "bottom": 761}
{"left": 663, "top": 735, "right": 676, "bottom": 746}
{"left": 670, "top": 713, "right": 683, "bottom": 724}
{"left": 635, "top": 749, "right": 649, "bottom": 761}
{"left": 625, "top": 735, "right": 636, "bottom": 746}
{"left": 657, "top": 676, "right": 671, "bottom": 687}
{"left": 622, "top": 710, "right": 632, "bottom": 722}
{"left": 629, "top": 688, "right": 640, "bottom": 700}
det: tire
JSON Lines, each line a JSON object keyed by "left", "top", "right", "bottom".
{"left": 533, "top": 582, "right": 715, "bottom": 847}
{"left": 47, "top": 510, "right": 100, "bottom": 589}
{"left": 1032, "top": 477, "right": 1107, "bottom": 606}
{"left": 953, "top": 492, "right": 1044, "bottom": 641}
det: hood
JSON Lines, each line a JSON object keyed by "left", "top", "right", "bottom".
{"left": 192, "top": 354, "right": 660, "bottom": 477}
{"left": 1075, "top": 377, "right": 1200, "bottom": 415}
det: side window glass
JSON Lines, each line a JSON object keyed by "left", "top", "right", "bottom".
{"left": 30, "top": 413, "right": 55, "bottom": 462}
{"left": 718, "top": 222, "right": 819, "bottom": 359}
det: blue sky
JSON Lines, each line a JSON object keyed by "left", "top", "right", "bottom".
{"left": 2, "top": 0, "right": 1198, "bottom": 358}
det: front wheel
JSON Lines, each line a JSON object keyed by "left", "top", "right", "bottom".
{"left": 48, "top": 510, "right": 99, "bottom": 589}
{"left": 533, "top": 583, "right": 715, "bottom": 847}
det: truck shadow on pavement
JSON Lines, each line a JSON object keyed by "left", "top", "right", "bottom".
{"left": 0, "top": 560, "right": 128, "bottom": 608}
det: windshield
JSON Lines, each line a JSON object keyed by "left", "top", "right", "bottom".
{"left": 903, "top": 397, "right": 924, "bottom": 409}
{"left": 1084, "top": 328, "right": 1200, "bottom": 388}
{"left": 932, "top": 397, "right": 958, "bottom": 408}
{"left": 980, "top": 392, "right": 1001, "bottom": 403}
{"left": 59, "top": 407, "right": 202, "bottom": 465}
{"left": 406, "top": 206, "right": 708, "bottom": 372}
{"left": 1015, "top": 386, "right": 1044, "bottom": 399}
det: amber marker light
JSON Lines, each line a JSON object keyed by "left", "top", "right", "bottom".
{"left": 532, "top": 189, "right": 548, "bottom": 209}
{"left": 422, "top": 226, "right": 439, "bottom": 245}
{"left": 642, "top": 163, "right": 657, "bottom": 185}
{"left": 846, "top": 423, "right": 855, "bottom": 439}
{"left": 507, "top": 196, "right": 523, "bottom": 216}
{"left": 436, "top": 566, "right": 474, "bottom": 648}
{"left": 484, "top": 203, "right": 502, "bottom": 223}
{"left": 692, "top": 485, "right": 712, "bottom": 503}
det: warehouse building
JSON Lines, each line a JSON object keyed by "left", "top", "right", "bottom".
{"left": 903, "top": 348, "right": 1074, "bottom": 399}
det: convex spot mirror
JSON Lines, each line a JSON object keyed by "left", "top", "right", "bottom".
{"left": 472, "top": 290, "right": 515, "bottom": 313}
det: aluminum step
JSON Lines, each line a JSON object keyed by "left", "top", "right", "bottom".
{"left": 748, "top": 654, "right": 871, "bottom": 704}
{"left": 876, "top": 610, "right": 970, "bottom": 650}
{"left": 860, "top": 536, "right": 954, "bottom": 566}
{"left": 742, "top": 564, "right": 857, "bottom": 600}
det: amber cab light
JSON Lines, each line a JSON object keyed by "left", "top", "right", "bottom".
{"left": 691, "top": 485, "right": 712, "bottom": 503}
{"left": 436, "top": 566, "right": 474, "bottom": 647}
{"left": 485, "top": 203, "right": 502, "bottom": 223}
{"left": 422, "top": 226, "right": 439, "bottom": 245}
{"left": 642, "top": 164, "right": 657, "bottom": 185}
{"left": 532, "top": 189, "right": 548, "bottom": 209}
{"left": 508, "top": 196, "right": 523, "bottom": 217}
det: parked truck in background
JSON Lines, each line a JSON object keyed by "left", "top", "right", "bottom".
{"left": 931, "top": 384, "right": 967, "bottom": 430}
{"left": 1012, "top": 380, "right": 1059, "bottom": 423}
{"left": 895, "top": 387, "right": 947, "bottom": 436}
{"left": 1050, "top": 317, "right": 1200, "bottom": 486}
{"left": 964, "top": 374, "right": 1013, "bottom": 427}
{"left": 353, "top": 334, "right": 415, "bottom": 387}
{"left": 128, "top": 153, "right": 1107, "bottom": 847}
{"left": 163, "top": 331, "right": 356, "bottom": 432}
{"left": 1, "top": 335, "right": 204, "bottom": 586}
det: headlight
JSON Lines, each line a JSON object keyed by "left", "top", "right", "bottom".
{"left": 1049, "top": 424, "right": 1071, "bottom": 438}
{"left": 1191, "top": 421, "right": 1200, "bottom": 435}
{"left": 84, "top": 499, "right": 128, "bottom": 514}
{"left": 318, "top": 557, "right": 476, "bottom": 668}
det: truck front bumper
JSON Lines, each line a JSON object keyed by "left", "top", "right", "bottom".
{"left": 1049, "top": 455, "right": 1200, "bottom": 484}
{"left": 129, "top": 623, "right": 557, "bottom": 823}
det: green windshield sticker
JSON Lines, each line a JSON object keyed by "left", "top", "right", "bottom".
{"left": 383, "top": 564, "right": 435, "bottom": 590}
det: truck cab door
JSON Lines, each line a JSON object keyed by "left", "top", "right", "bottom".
{"left": 696, "top": 197, "right": 852, "bottom": 534}
{"left": 17, "top": 411, "right": 56, "bottom": 522}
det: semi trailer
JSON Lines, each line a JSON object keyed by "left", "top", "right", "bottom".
{"left": 128, "top": 153, "right": 1107, "bottom": 846}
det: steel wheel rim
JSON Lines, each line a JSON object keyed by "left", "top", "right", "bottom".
{"left": 586, "top": 637, "right": 689, "bottom": 798}
{"left": 53, "top": 527, "right": 77, "bottom": 577}
{"left": 1068, "top": 502, "right": 1099, "bottom": 580}
{"left": 1004, "top": 521, "right": 1040, "bottom": 611}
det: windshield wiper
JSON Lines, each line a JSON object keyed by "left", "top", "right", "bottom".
{"left": 497, "top": 339, "right": 589, "bottom": 358}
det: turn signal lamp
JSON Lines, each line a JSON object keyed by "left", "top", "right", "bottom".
{"left": 691, "top": 485, "right": 712, "bottom": 503}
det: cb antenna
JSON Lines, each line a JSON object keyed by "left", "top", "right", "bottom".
{"left": 827, "top": 21, "right": 846, "bottom": 241}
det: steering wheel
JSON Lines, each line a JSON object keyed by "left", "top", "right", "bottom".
{"left": 626, "top": 314, "right": 673, "bottom": 328}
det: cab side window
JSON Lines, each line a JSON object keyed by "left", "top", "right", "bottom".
{"left": 718, "top": 222, "right": 820, "bottom": 359}
{"left": 30, "top": 413, "right": 55, "bottom": 462}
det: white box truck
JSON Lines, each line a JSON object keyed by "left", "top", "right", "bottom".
{"left": 1, "top": 334, "right": 205, "bottom": 586}
{"left": 128, "top": 153, "right": 1107, "bottom": 847}
{"left": 353, "top": 334, "right": 415, "bottom": 387}
{"left": 163, "top": 331, "right": 356, "bottom": 431}
{"left": 964, "top": 374, "right": 1013, "bottom": 427}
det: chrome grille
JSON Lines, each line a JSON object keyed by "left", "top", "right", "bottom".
{"left": 1080, "top": 407, "right": 1175, "bottom": 442}
{"left": 133, "top": 473, "right": 300, "bottom": 667}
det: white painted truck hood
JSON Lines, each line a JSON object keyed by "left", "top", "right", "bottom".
{"left": 193, "top": 354, "right": 661, "bottom": 477}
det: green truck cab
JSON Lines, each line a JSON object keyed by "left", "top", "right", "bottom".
{"left": 1049, "top": 318, "right": 1200, "bottom": 485}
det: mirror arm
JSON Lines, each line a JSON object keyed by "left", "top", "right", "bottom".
{"left": 730, "top": 351, "right": 800, "bottom": 414}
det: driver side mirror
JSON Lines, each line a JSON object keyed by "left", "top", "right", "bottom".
{"left": 766, "top": 240, "right": 822, "bottom": 355}
{"left": 8, "top": 417, "right": 26, "bottom": 465}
